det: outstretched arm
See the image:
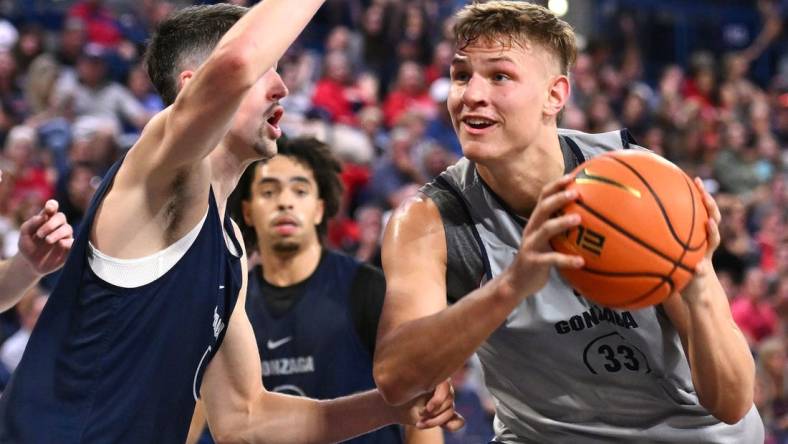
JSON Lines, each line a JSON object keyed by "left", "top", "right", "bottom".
{"left": 661, "top": 178, "right": 754, "bottom": 424}
{"left": 0, "top": 200, "right": 72, "bottom": 312}
{"left": 125, "top": 0, "right": 326, "bottom": 184}
{"left": 199, "top": 225, "right": 461, "bottom": 443}
{"left": 374, "top": 176, "right": 583, "bottom": 405}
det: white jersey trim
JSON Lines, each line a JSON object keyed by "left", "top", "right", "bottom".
{"left": 88, "top": 210, "right": 208, "bottom": 288}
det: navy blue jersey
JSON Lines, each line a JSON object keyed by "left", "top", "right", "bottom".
{"left": 247, "top": 250, "right": 401, "bottom": 443}
{"left": 0, "top": 157, "right": 243, "bottom": 444}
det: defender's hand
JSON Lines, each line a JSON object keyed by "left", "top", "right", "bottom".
{"left": 18, "top": 200, "right": 74, "bottom": 275}
{"left": 398, "top": 380, "right": 465, "bottom": 431}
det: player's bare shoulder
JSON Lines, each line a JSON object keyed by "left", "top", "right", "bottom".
{"left": 91, "top": 106, "right": 211, "bottom": 254}
{"left": 382, "top": 193, "right": 447, "bottom": 269}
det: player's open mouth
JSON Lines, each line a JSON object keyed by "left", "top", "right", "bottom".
{"left": 461, "top": 116, "right": 496, "bottom": 133}
{"left": 265, "top": 106, "right": 284, "bottom": 139}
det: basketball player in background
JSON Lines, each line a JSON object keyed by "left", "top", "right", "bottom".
{"left": 373, "top": 2, "right": 763, "bottom": 442}
{"left": 0, "top": 171, "right": 73, "bottom": 310}
{"left": 0, "top": 2, "right": 461, "bottom": 443}
{"left": 190, "top": 137, "right": 444, "bottom": 444}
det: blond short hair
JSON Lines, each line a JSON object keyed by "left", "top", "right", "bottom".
{"left": 454, "top": 1, "right": 577, "bottom": 74}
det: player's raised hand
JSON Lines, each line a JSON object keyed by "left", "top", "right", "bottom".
{"left": 510, "top": 174, "right": 584, "bottom": 297}
{"left": 18, "top": 199, "right": 74, "bottom": 275}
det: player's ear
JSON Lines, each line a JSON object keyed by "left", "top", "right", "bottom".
{"left": 178, "top": 70, "right": 196, "bottom": 92}
{"left": 314, "top": 199, "right": 325, "bottom": 227}
{"left": 544, "top": 74, "right": 570, "bottom": 117}
{"left": 241, "top": 200, "right": 253, "bottom": 227}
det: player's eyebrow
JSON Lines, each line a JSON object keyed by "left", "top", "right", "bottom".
{"left": 258, "top": 177, "right": 281, "bottom": 185}
{"left": 287, "top": 176, "right": 311, "bottom": 185}
{"left": 451, "top": 55, "right": 468, "bottom": 67}
{"left": 451, "top": 55, "right": 517, "bottom": 66}
{"left": 258, "top": 176, "right": 311, "bottom": 185}
{"left": 487, "top": 56, "right": 516, "bottom": 64}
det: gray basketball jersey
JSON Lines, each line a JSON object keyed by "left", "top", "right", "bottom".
{"left": 421, "top": 129, "right": 763, "bottom": 443}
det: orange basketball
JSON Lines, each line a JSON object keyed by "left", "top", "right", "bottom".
{"left": 549, "top": 150, "right": 709, "bottom": 310}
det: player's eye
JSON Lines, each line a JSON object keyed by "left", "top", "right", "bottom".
{"left": 451, "top": 71, "right": 470, "bottom": 83}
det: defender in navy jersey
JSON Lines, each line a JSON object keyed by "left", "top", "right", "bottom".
{"left": 373, "top": 2, "right": 762, "bottom": 443}
{"left": 191, "top": 138, "right": 444, "bottom": 444}
{"left": 0, "top": 3, "right": 461, "bottom": 443}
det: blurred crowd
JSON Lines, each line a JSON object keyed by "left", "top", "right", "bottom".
{"left": 0, "top": 0, "right": 784, "bottom": 442}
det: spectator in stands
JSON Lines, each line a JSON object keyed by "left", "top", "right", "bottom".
{"left": 756, "top": 337, "right": 788, "bottom": 442}
{"left": 12, "top": 25, "right": 45, "bottom": 77}
{"left": 714, "top": 194, "right": 759, "bottom": 282}
{"left": 383, "top": 61, "right": 435, "bottom": 128}
{"left": 52, "top": 43, "right": 151, "bottom": 148}
{"left": 0, "top": 125, "right": 53, "bottom": 211}
{"left": 55, "top": 18, "right": 87, "bottom": 69}
{"left": 371, "top": 126, "right": 424, "bottom": 209}
{"left": 67, "top": 0, "right": 123, "bottom": 49}
{"left": 312, "top": 50, "right": 374, "bottom": 126}
{"left": 714, "top": 121, "right": 766, "bottom": 195}
{"left": 126, "top": 63, "right": 163, "bottom": 115}
{"left": 425, "top": 77, "right": 461, "bottom": 157}
{"left": 732, "top": 267, "right": 778, "bottom": 347}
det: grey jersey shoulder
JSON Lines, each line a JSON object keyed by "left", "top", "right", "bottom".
{"left": 420, "top": 160, "right": 487, "bottom": 304}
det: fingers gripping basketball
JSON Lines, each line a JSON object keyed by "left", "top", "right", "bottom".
{"left": 550, "top": 150, "right": 709, "bottom": 309}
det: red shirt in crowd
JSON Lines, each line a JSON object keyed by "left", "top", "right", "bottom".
{"left": 382, "top": 89, "right": 435, "bottom": 127}
{"left": 68, "top": 2, "right": 122, "bottom": 47}
{"left": 731, "top": 296, "right": 778, "bottom": 344}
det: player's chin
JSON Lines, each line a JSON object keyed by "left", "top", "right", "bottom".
{"left": 252, "top": 139, "right": 278, "bottom": 159}
{"left": 461, "top": 140, "right": 503, "bottom": 162}
{"left": 272, "top": 239, "right": 300, "bottom": 254}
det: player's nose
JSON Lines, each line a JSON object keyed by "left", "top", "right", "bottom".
{"left": 461, "top": 74, "right": 489, "bottom": 108}
{"left": 268, "top": 71, "right": 289, "bottom": 101}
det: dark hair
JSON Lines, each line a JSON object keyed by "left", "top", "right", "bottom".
{"left": 144, "top": 4, "right": 247, "bottom": 106}
{"left": 231, "top": 137, "right": 344, "bottom": 249}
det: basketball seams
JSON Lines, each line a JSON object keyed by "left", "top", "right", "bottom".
{"left": 661, "top": 175, "right": 696, "bottom": 296}
{"left": 575, "top": 200, "right": 694, "bottom": 274}
{"left": 579, "top": 267, "right": 671, "bottom": 279}
{"left": 556, "top": 151, "right": 708, "bottom": 308}
{"left": 682, "top": 175, "right": 707, "bottom": 252}
{"left": 609, "top": 156, "right": 695, "bottom": 251}
{"left": 576, "top": 267, "right": 674, "bottom": 309}
{"left": 627, "top": 279, "right": 674, "bottom": 309}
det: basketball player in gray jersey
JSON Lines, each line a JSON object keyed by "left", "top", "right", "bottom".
{"left": 373, "top": 2, "right": 763, "bottom": 442}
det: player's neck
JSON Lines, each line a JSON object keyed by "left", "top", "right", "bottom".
{"left": 259, "top": 241, "right": 322, "bottom": 286}
{"left": 208, "top": 143, "right": 249, "bottom": 211}
{"left": 476, "top": 133, "right": 564, "bottom": 217}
